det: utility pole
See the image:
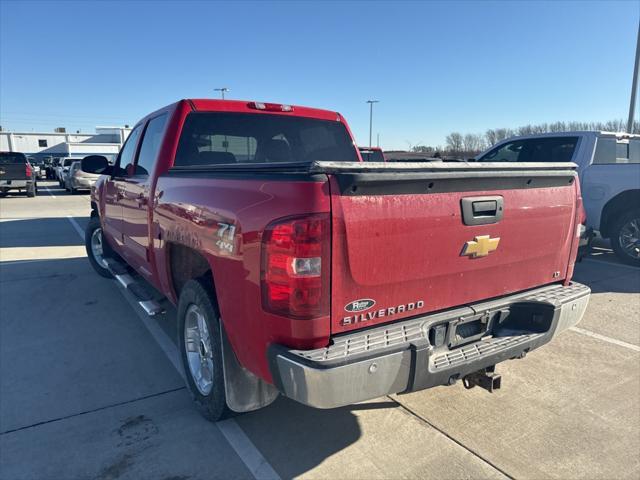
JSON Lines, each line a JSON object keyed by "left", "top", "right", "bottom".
{"left": 377, "top": 133, "right": 380, "bottom": 148}
{"left": 214, "top": 87, "right": 230, "bottom": 100}
{"left": 366, "top": 100, "right": 379, "bottom": 149}
{"left": 628, "top": 20, "right": 640, "bottom": 133}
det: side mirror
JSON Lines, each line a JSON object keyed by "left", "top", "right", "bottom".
{"left": 81, "top": 155, "right": 111, "bottom": 175}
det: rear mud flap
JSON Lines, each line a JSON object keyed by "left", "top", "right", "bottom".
{"left": 220, "top": 322, "right": 279, "bottom": 413}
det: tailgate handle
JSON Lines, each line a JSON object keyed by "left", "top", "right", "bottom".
{"left": 461, "top": 196, "right": 504, "bottom": 225}
{"left": 472, "top": 200, "right": 497, "bottom": 216}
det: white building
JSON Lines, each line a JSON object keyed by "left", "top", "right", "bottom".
{"left": 0, "top": 126, "right": 131, "bottom": 161}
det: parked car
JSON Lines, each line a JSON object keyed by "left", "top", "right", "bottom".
{"left": 358, "top": 146, "right": 385, "bottom": 162}
{"left": 65, "top": 160, "right": 100, "bottom": 194}
{"left": 28, "top": 158, "right": 47, "bottom": 179}
{"left": 57, "top": 157, "right": 83, "bottom": 187}
{"left": 476, "top": 131, "right": 640, "bottom": 266}
{"left": 82, "top": 99, "right": 590, "bottom": 421}
{"left": 0, "top": 151, "right": 37, "bottom": 197}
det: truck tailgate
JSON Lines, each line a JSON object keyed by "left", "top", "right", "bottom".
{"left": 328, "top": 163, "right": 579, "bottom": 334}
{"left": 0, "top": 164, "right": 28, "bottom": 181}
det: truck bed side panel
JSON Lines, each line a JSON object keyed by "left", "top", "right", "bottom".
{"left": 153, "top": 173, "right": 331, "bottom": 382}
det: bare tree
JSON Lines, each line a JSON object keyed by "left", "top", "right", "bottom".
{"left": 446, "top": 132, "right": 464, "bottom": 152}
{"left": 463, "top": 133, "right": 484, "bottom": 152}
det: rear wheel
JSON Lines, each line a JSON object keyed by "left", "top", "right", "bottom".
{"left": 178, "top": 277, "right": 230, "bottom": 422}
{"left": 85, "top": 216, "right": 113, "bottom": 278}
{"left": 611, "top": 210, "right": 640, "bottom": 267}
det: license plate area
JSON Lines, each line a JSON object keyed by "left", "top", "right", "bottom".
{"left": 447, "top": 311, "right": 494, "bottom": 348}
{"left": 427, "top": 301, "right": 557, "bottom": 350}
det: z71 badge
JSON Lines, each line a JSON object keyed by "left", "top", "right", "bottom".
{"left": 215, "top": 222, "right": 236, "bottom": 253}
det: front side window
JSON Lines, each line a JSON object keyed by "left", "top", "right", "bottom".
{"left": 135, "top": 114, "right": 169, "bottom": 175}
{"left": 174, "top": 113, "right": 358, "bottom": 167}
{"left": 118, "top": 124, "right": 143, "bottom": 174}
{"left": 480, "top": 137, "right": 578, "bottom": 163}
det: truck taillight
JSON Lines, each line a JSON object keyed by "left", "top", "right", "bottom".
{"left": 25, "top": 164, "right": 32, "bottom": 177}
{"left": 261, "top": 214, "right": 330, "bottom": 319}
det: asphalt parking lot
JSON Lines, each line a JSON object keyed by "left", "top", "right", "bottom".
{"left": 1, "top": 181, "right": 638, "bottom": 480}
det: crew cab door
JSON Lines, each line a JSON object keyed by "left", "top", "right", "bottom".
{"left": 102, "top": 125, "right": 143, "bottom": 250}
{"left": 119, "top": 113, "right": 169, "bottom": 279}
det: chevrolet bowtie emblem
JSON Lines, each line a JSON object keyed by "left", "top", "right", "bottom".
{"left": 462, "top": 235, "right": 500, "bottom": 258}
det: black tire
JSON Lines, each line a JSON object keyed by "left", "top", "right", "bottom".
{"left": 26, "top": 182, "right": 36, "bottom": 197}
{"left": 71, "top": 187, "right": 78, "bottom": 195}
{"left": 178, "top": 277, "right": 230, "bottom": 422}
{"left": 85, "top": 216, "right": 113, "bottom": 278}
{"left": 610, "top": 209, "right": 640, "bottom": 267}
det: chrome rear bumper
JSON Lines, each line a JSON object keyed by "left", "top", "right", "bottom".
{"left": 269, "top": 282, "right": 590, "bottom": 409}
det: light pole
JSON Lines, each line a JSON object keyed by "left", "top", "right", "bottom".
{"left": 628, "top": 20, "right": 640, "bottom": 133}
{"left": 366, "top": 100, "right": 379, "bottom": 149}
{"left": 215, "top": 87, "right": 230, "bottom": 100}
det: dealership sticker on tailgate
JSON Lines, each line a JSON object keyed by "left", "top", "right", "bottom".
{"left": 345, "top": 299, "right": 376, "bottom": 312}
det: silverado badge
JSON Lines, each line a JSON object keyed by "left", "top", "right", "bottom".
{"left": 462, "top": 235, "right": 500, "bottom": 258}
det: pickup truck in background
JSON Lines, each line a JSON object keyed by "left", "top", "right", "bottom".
{"left": 81, "top": 99, "right": 591, "bottom": 421}
{"left": 358, "top": 146, "right": 385, "bottom": 162}
{"left": 0, "top": 152, "right": 37, "bottom": 197}
{"left": 476, "top": 132, "right": 640, "bottom": 266}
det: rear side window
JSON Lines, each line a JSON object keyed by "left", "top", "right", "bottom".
{"left": 593, "top": 137, "right": 640, "bottom": 164}
{"left": 480, "top": 137, "right": 578, "bottom": 163}
{"left": 0, "top": 152, "right": 27, "bottom": 164}
{"left": 136, "top": 113, "right": 169, "bottom": 175}
{"left": 174, "top": 112, "right": 358, "bottom": 167}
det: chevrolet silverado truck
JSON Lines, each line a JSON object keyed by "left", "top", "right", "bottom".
{"left": 477, "top": 131, "right": 640, "bottom": 266}
{"left": 81, "top": 99, "right": 591, "bottom": 421}
{"left": 0, "top": 152, "right": 37, "bottom": 197}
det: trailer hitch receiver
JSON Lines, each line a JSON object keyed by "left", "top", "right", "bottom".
{"left": 463, "top": 366, "right": 502, "bottom": 393}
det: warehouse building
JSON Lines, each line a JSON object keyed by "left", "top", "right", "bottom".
{"left": 0, "top": 126, "right": 131, "bottom": 162}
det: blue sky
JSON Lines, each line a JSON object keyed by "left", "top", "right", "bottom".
{"left": 0, "top": 0, "right": 638, "bottom": 149}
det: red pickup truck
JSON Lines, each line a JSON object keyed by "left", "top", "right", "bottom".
{"left": 82, "top": 99, "right": 591, "bottom": 421}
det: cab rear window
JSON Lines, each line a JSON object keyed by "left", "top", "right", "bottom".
{"left": 174, "top": 112, "right": 358, "bottom": 166}
{"left": 0, "top": 152, "right": 27, "bottom": 164}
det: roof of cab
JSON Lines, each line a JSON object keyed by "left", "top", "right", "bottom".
{"left": 188, "top": 99, "right": 341, "bottom": 122}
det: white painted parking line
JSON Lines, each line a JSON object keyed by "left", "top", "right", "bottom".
{"left": 43, "top": 186, "right": 57, "bottom": 198}
{"left": 217, "top": 419, "right": 281, "bottom": 480}
{"left": 65, "top": 215, "right": 281, "bottom": 480}
{"left": 570, "top": 326, "right": 640, "bottom": 353}
{"left": 66, "top": 215, "right": 85, "bottom": 238}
